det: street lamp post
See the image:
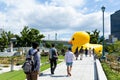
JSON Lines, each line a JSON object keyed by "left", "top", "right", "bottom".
{"left": 101, "top": 6, "right": 105, "bottom": 59}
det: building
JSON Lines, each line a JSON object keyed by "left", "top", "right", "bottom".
{"left": 108, "top": 35, "right": 118, "bottom": 43}
{"left": 111, "top": 10, "right": 120, "bottom": 40}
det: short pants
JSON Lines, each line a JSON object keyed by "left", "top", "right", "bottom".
{"left": 66, "top": 62, "right": 73, "bottom": 66}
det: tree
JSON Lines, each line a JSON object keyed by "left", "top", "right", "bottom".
{"left": 0, "top": 31, "right": 14, "bottom": 51}
{"left": 87, "top": 29, "right": 102, "bottom": 44}
{"left": 105, "top": 44, "right": 114, "bottom": 53}
{"left": 16, "top": 26, "right": 45, "bottom": 47}
{"left": 113, "top": 41, "right": 120, "bottom": 53}
{"left": 28, "top": 28, "right": 44, "bottom": 46}
{"left": 56, "top": 43, "right": 64, "bottom": 50}
{"left": 44, "top": 42, "right": 51, "bottom": 48}
{"left": 0, "top": 26, "right": 44, "bottom": 51}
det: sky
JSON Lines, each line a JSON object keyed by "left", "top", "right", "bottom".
{"left": 0, "top": 0, "right": 120, "bottom": 41}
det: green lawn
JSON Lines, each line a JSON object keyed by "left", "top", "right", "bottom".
{"left": 0, "top": 55, "right": 64, "bottom": 80}
{"left": 0, "top": 70, "right": 26, "bottom": 80}
{"left": 102, "top": 62, "right": 120, "bottom": 80}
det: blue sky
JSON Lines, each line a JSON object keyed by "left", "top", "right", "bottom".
{"left": 0, "top": 0, "right": 120, "bottom": 41}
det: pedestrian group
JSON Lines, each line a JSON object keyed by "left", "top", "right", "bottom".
{"left": 23, "top": 42, "right": 95, "bottom": 80}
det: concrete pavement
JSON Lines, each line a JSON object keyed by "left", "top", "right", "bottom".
{"left": 39, "top": 55, "right": 95, "bottom": 80}
{"left": 0, "top": 64, "right": 22, "bottom": 74}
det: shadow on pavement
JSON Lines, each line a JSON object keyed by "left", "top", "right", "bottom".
{"left": 39, "top": 73, "right": 67, "bottom": 78}
{"left": 51, "top": 75, "right": 67, "bottom": 77}
{"left": 39, "top": 73, "right": 51, "bottom": 77}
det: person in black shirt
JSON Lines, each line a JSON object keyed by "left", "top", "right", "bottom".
{"left": 49, "top": 44, "right": 58, "bottom": 74}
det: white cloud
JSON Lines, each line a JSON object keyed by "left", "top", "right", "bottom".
{"left": 49, "top": 0, "right": 85, "bottom": 8}
{"left": 0, "top": 0, "right": 112, "bottom": 40}
{"left": 0, "top": 13, "right": 5, "bottom": 26}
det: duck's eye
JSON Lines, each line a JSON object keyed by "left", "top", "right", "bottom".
{"left": 72, "top": 38, "right": 74, "bottom": 40}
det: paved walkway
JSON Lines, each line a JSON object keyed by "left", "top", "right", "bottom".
{"left": 39, "top": 55, "right": 95, "bottom": 80}
{"left": 0, "top": 65, "right": 22, "bottom": 74}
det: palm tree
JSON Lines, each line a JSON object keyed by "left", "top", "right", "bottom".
{"left": 87, "top": 29, "right": 102, "bottom": 44}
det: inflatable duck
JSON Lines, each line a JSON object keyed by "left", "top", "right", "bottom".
{"left": 69, "top": 31, "right": 103, "bottom": 57}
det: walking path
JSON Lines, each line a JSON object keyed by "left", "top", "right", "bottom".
{"left": 0, "top": 64, "right": 22, "bottom": 74}
{"left": 39, "top": 55, "right": 95, "bottom": 80}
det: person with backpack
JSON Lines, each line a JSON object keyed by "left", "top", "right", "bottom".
{"left": 22, "top": 42, "right": 40, "bottom": 80}
{"left": 49, "top": 43, "right": 58, "bottom": 74}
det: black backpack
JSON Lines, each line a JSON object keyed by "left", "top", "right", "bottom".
{"left": 22, "top": 50, "right": 37, "bottom": 74}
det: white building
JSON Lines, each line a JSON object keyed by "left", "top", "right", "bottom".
{"left": 109, "top": 35, "right": 118, "bottom": 43}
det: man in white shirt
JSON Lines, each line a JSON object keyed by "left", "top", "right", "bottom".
{"left": 65, "top": 47, "right": 74, "bottom": 76}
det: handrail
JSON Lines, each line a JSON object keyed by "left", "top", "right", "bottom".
{"left": 96, "top": 59, "right": 107, "bottom": 80}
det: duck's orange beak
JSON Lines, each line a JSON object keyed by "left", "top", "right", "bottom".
{"left": 68, "top": 41, "right": 72, "bottom": 44}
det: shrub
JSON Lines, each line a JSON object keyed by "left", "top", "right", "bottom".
{"left": 41, "top": 52, "right": 49, "bottom": 56}
{"left": 16, "top": 60, "right": 25, "bottom": 66}
{"left": 3, "top": 64, "right": 9, "bottom": 67}
{"left": 102, "top": 62, "right": 120, "bottom": 80}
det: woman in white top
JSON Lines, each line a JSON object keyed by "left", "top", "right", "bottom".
{"left": 65, "top": 47, "right": 74, "bottom": 76}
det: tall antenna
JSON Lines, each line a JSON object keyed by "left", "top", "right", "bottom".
{"left": 55, "top": 33, "right": 57, "bottom": 40}
{"left": 48, "top": 34, "right": 50, "bottom": 40}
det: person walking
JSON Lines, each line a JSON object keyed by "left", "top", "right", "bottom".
{"left": 85, "top": 48, "right": 88, "bottom": 57}
{"left": 25, "top": 42, "right": 40, "bottom": 80}
{"left": 92, "top": 48, "right": 95, "bottom": 56}
{"left": 79, "top": 46, "right": 84, "bottom": 60}
{"left": 65, "top": 47, "right": 74, "bottom": 76}
{"left": 74, "top": 47, "right": 79, "bottom": 60}
{"left": 49, "top": 43, "right": 58, "bottom": 74}
{"left": 89, "top": 48, "right": 92, "bottom": 57}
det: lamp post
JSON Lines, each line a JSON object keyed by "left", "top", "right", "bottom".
{"left": 55, "top": 33, "right": 57, "bottom": 40}
{"left": 101, "top": 6, "right": 105, "bottom": 59}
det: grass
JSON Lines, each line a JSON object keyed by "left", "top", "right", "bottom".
{"left": 41, "top": 55, "right": 49, "bottom": 63}
{"left": 58, "top": 55, "right": 64, "bottom": 59}
{"left": 0, "top": 70, "right": 26, "bottom": 80}
{"left": 0, "top": 63, "right": 52, "bottom": 80}
{"left": 0, "top": 55, "right": 64, "bottom": 80}
{"left": 102, "top": 62, "right": 120, "bottom": 80}
{"left": 40, "top": 55, "right": 64, "bottom": 71}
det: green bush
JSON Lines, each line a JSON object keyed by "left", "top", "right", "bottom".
{"left": 16, "top": 60, "right": 25, "bottom": 66}
{"left": 102, "top": 62, "right": 120, "bottom": 80}
{"left": 41, "top": 52, "right": 49, "bottom": 56}
{"left": 3, "top": 64, "right": 9, "bottom": 67}
{"left": 0, "top": 56, "right": 64, "bottom": 80}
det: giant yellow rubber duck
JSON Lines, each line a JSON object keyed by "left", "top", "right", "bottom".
{"left": 69, "top": 31, "right": 103, "bottom": 57}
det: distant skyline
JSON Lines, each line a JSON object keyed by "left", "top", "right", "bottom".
{"left": 0, "top": 0, "right": 120, "bottom": 41}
